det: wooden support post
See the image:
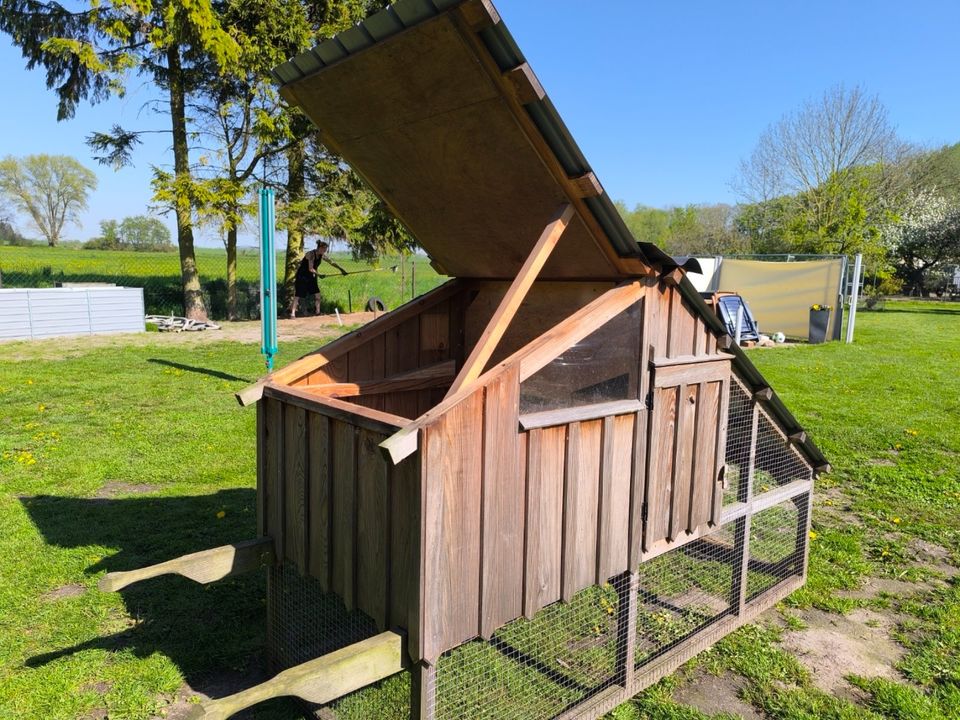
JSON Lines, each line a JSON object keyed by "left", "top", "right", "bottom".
{"left": 183, "top": 631, "right": 407, "bottom": 720}
{"left": 614, "top": 571, "right": 638, "bottom": 688}
{"left": 98, "top": 538, "right": 275, "bottom": 592}
{"left": 410, "top": 661, "right": 437, "bottom": 720}
{"left": 753, "top": 386, "right": 773, "bottom": 402}
{"left": 445, "top": 203, "right": 575, "bottom": 398}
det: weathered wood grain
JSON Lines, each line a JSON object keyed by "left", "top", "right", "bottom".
{"left": 523, "top": 425, "right": 565, "bottom": 617}
{"left": 264, "top": 398, "right": 285, "bottom": 559}
{"left": 562, "top": 420, "right": 602, "bottom": 599}
{"left": 307, "top": 412, "right": 332, "bottom": 590}
{"left": 332, "top": 420, "right": 358, "bottom": 610}
{"left": 389, "top": 452, "right": 421, "bottom": 649}
{"left": 283, "top": 405, "right": 308, "bottom": 573}
{"left": 421, "top": 391, "right": 484, "bottom": 661}
{"left": 99, "top": 538, "right": 275, "bottom": 592}
{"left": 479, "top": 366, "right": 522, "bottom": 637}
{"left": 357, "top": 428, "right": 390, "bottom": 629}
{"left": 597, "top": 414, "right": 634, "bottom": 581}
{"left": 690, "top": 380, "right": 720, "bottom": 531}
{"left": 669, "top": 383, "right": 697, "bottom": 541}
{"left": 645, "top": 386, "right": 678, "bottom": 548}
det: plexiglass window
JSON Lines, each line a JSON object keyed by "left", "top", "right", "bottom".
{"left": 519, "top": 301, "right": 642, "bottom": 414}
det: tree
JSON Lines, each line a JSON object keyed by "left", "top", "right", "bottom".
{"left": 735, "top": 85, "right": 912, "bottom": 258}
{"left": 883, "top": 188, "right": 960, "bottom": 294}
{"left": 120, "top": 215, "right": 173, "bottom": 252}
{"left": 0, "top": 154, "right": 96, "bottom": 246}
{"left": 1, "top": 0, "right": 240, "bottom": 319}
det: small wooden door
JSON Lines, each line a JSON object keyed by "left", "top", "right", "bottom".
{"left": 642, "top": 358, "right": 730, "bottom": 559}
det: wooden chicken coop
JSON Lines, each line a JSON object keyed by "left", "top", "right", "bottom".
{"left": 99, "top": 1, "right": 828, "bottom": 718}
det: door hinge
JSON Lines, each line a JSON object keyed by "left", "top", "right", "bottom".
{"left": 645, "top": 391, "right": 654, "bottom": 410}
{"left": 641, "top": 501, "right": 649, "bottom": 524}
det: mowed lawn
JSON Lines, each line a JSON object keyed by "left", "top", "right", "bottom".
{"left": 0, "top": 301, "right": 958, "bottom": 719}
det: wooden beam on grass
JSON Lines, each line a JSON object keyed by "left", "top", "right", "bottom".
{"left": 183, "top": 631, "right": 407, "bottom": 720}
{"left": 99, "top": 538, "right": 275, "bottom": 593}
{"left": 445, "top": 203, "right": 575, "bottom": 398}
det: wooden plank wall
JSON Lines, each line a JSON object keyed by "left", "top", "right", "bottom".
{"left": 418, "top": 367, "right": 647, "bottom": 660}
{"left": 293, "top": 292, "right": 469, "bottom": 419}
{"left": 258, "top": 395, "right": 421, "bottom": 648}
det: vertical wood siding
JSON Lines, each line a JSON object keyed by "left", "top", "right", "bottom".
{"left": 259, "top": 395, "right": 421, "bottom": 659}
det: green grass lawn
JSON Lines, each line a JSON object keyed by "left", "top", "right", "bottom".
{"left": 0, "top": 245, "right": 444, "bottom": 319}
{"left": 0, "top": 300, "right": 958, "bottom": 719}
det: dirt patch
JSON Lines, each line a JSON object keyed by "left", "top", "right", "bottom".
{"left": 42, "top": 583, "right": 86, "bottom": 601}
{"left": 836, "top": 576, "right": 928, "bottom": 602}
{"left": 157, "top": 664, "right": 271, "bottom": 720}
{"left": 780, "top": 607, "right": 905, "bottom": 699}
{"left": 79, "top": 709, "right": 108, "bottom": 720}
{"left": 94, "top": 481, "right": 159, "bottom": 499}
{"left": 907, "top": 539, "right": 959, "bottom": 578}
{"left": 0, "top": 313, "right": 370, "bottom": 361}
{"left": 673, "top": 670, "right": 762, "bottom": 719}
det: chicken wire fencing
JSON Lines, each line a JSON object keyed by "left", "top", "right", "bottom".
{"left": 723, "top": 376, "right": 754, "bottom": 505}
{"left": 0, "top": 249, "right": 443, "bottom": 321}
{"left": 264, "top": 369, "right": 814, "bottom": 720}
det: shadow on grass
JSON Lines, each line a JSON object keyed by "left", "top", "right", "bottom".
{"left": 147, "top": 358, "right": 252, "bottom": 383}
{"left": 18, "top": 490, "right": 285, "bottom": 703}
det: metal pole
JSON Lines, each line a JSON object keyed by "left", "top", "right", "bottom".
{"left": 734, "top": 303, "right": 744, "bottom": 347}
{"left": 845, "top": 253, "right": 862, "bottom": 344}
{"left": 259, "top": 188, "right": 278, "bottom": 371}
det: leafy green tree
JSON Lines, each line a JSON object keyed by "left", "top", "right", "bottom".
{"left": 735, "top": 85, "right": 912, "bottom": 262}
{"left": 120, "top": 215, "right": 173, "bottom": 252}
{"left": 1, "top": 0, "right": 239, "bottom": 318}
{"left": 84, "top": 219, "right": 121, "bottom": 250}
{"left": 0, "top": 154, "right": 97, "bottom": 246}
{"left": 883, "top": 188, "right": 960, "bottom": 294}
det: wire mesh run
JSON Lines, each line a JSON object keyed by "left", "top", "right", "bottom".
{"left": 754, "top": 412, "right": 813, "bottom": 490}
{"left": 723, "top": 377, "right": 754, "bottom": 504}
{"left": 266, "top": 563, "right": 379, "bottom": 672}
{"left": 746, "top": 495, "right": 809, "bottom": 602}
{"left": 635, "top": 524, "right": 736, "bottom": 667}
{"left": 434, "top": 579, "right": 627, "bottom": 719}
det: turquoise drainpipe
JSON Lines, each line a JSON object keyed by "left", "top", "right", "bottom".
{"left": 259, "top": 188, "right": 278, "bottom": 371}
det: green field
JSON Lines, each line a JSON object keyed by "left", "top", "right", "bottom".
{"left": 0, "top": 245, "right": 444, "bottom": 319}
{"left": 0, "top": 301, "right": 958, "bottom": 719}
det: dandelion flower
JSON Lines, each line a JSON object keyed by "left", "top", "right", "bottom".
{"left": 216, "top": 510, "right": 226, "bottom": 519}
{"left": 808, "top": 530, "right": 818, "bottom": 540}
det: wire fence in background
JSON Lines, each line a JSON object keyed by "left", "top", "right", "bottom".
{"left": 0, "top": 246, "right": 445, "bottom": 321}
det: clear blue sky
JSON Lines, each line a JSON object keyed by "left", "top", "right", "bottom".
{"left": 1, "top": 0, "right": 958, "bottom": 246}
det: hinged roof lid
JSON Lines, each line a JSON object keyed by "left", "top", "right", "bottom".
{"left": 273, "top": 0, "right": 670, "bottom": 279}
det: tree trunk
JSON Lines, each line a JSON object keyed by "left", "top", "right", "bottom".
{"left": 226, "top": 225, "right": 238, "bottom": 321}
{"left": 283, "top": 141, "right": 306, "bottom": 306}
{"left": 167, "top": 45, "right": 208, "bottom": 321}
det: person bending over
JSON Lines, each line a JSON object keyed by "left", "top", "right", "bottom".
{"left": 289, "top": 239, "right": 347, "bottom": 318}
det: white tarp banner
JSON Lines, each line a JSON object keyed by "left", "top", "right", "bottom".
{"left": 715, "top": 259, "right": 844, "bottom": 338}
